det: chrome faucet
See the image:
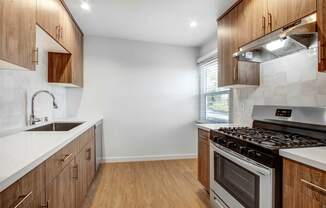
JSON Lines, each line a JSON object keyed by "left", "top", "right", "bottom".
{"left": 29, "top": 90, "right": 58, "bottom": 125}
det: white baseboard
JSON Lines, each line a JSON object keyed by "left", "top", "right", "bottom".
{"left": 101, "top": 153, "right": 197, "bottom": 163}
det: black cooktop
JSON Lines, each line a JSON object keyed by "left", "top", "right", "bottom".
{"left": 216, "top": 127, "right": 326, "bottom": 150}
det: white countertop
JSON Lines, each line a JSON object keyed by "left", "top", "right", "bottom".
{"left": 280, "top": 147, "right": 326, "bottom": 171}
{"left": 195, "top": 123, "right": 243, "bottom": 131}
{"left": 0, "top": 117, "right": 103, "bottom": 192}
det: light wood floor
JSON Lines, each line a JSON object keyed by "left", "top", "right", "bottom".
{"left": 82, "top": 159, "right": 211, "bottom": 208}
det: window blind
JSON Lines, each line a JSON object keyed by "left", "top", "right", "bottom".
{"left": 198, "top": 54, "right": 232, "bottom": 123}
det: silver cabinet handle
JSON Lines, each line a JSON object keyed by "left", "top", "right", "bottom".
{"left": 73, "top": 165, "right": 78, "bottom": 179}
{"left": 32, "top": 48, "right": 39, "bottom": 65}
{"left": 60, "top": 153, "right": 72, "bottom": 162}
{"left": 12, "top": 191, "right": 33, "bottom": 208}
{"left": 301, "top": 179, "right": 326, "bottom": 193}
{"left": 262, "top": 16, "right": 266, "bottom": 33}
{"left": 86, "top": 148, "right": 91, "bottom": 160}
{"left": 60, "top": 26, "right": 63, "bottom": 39}
{"left": 268, "top": 13, "right": 272, "bottom": 31}
{"left": 56, "top": 25, "right": 60, "bottom": 40}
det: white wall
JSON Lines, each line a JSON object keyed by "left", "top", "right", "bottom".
{"left": 0, "top": 29, "right": 66, "bottom": 133}
{"left": 67, "top": 36, "right": 199, "bottom": 162}
{"left": 233, "top": 49, "right": 326, "bottom": 126}
{"left": 199, "top": 35, "right": 217, "bottom": 57}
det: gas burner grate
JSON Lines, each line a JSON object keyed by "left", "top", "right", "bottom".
{"left": 217, "top": 127, "right": 326, "bottom": 149}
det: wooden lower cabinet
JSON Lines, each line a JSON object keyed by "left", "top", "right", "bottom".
{"left": 198, "top": 129, "right": 210, "bottom": 191}
{"left": 46, "top": 159, "right": 76, "bottom": 208}
{"left": 0, "top": 163, "right": 46, "bottom": 208}
{"left": 0, "top": 127, "right": 96, "bottom": 208}
{"left": 85, "top": 139, "right": 96, "bottom": 188}
{"left": 283, "top": 158, "right": 326, "bottom": 208}
{"left": 76, "top": 129, "right": 96, "bottom": 208}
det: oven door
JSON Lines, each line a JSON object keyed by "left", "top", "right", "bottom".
{"left": 210, "top": 142, "right": 275, "bottom": 208}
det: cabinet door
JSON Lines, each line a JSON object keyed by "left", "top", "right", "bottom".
{"left": 283, "top": 159, "right": 326, "bottom": 208}
{"left": 36, "top": 0, "right": 62, "bottom": 42}
{"left": 85, "top": 140, "right": 96, "bottom": 188}
{"left": 62, "top": 13, "right": 75, "bottom": 53}
{"left": 71, "top": 23, "right": 84, "bottom": 87}
{"left": 0, "top": 0, "right": 36, "bottom": 70}
{"left": 0, "top": 163, "right": 45, "bottom": 208}
{"left": 218, "top": 7, "right": 239, "bottom": 87}
{"left": 267, "top": 0, "right": 316, "bottom": 32}
{"left": 318, "top": 0, "right": 326, "bottom": 72}
{"left": 240, "top": 0, "right": 267, "bottom": 44}
{"left": 46, "top": 159, "right": 76, "bottom": 208}
{"left": 75, "top": 147, "right": 88, "bottom": 208}
{"left": 198, "top": 129, "right": 210, "bottom": 190}
{"left": 58, "top": 3, "right": 72, "bottom": 50}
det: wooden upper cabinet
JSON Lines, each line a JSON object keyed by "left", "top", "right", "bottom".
{"left": 218, "top": 7, "right": 237, "bottom": 87}
{"left": 218, "top": 3, "right": 260, "bottom": 87}
{"left": 37, "top": 0, "right": 72, "bottom": 51}
{"left": 71, "top": 23, "right": 84, "bottom": 87}
{"left": 0, "top": 0, "right": 37, "bottom": 70}
{"left": 48, "top": 23, "right": 83, "bottom": 87}
{"left": 38, "top": 0, "right": 84, "bottom": 87}
{"left": 318, "top": 0, "right": 326, "bottom": 72}
{"left": 37, "top": 0, "right": 62, "bottom": 43}
{"left": 217, "top": 0, "right": 318, "bottom": 87}
{"left": 267, "top": 0, "right": 317, "bottom": 32}
{"left": 59, "top": 4, "right": 74, "bottom": 51}
{"left": 239, "top": 0, "right": 267, "bottom": 46}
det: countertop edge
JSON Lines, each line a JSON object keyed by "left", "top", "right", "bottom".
{"left": 195, "top": 124, "right": 211, "bottom": 131}
{"left": 279, "top": 149, "right": 326, "bottom": 172}
{"left": 195, "top": 123, "right": 242, "bottom": 131}
{"left": 0, "top": 117, "right": 103, "bottom": 192}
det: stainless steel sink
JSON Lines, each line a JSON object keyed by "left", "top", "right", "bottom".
{"left": 27, "top": 122, "right": 84, "bottom": 131}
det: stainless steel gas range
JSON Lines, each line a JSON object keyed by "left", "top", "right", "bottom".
{"left": 209, "top": 105, "right": 326, "bottom": 208}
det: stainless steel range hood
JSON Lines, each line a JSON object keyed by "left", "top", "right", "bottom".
{"left": 233, "top": 13, "right": 317, "bottom": 63}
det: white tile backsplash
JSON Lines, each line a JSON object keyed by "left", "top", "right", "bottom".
{"left": 233, "top": 49, "right": 325, "bottom": 126}
{"left": 0, "top": 36, "right": 66, "bottom": 132}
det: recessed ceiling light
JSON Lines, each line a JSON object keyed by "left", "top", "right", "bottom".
{"left": 190, "top": 21, "right": 198, "bottom": 28}
{"left": 81, "top": 1, "right": 91, "bottom": 11}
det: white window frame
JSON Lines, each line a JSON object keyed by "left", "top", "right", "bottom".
{"left": 198, "top": 53, "right": 232, "bottom": 123}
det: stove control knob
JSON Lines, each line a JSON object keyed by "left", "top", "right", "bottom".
{"left": 248, "top": 150, "right": 256, "bottom": 157}
{"left": 216, "top": 138, "right": 226, "bottom": 145}
{"left": 227, "top": 141, "right": 237, "bottom": 148}
{"left": 212, "top": 137, "right": 219, "bottom": 143}
{"left": 239, "top": 146, "right": 248, "bottom": 154}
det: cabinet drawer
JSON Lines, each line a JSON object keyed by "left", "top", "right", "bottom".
{"left": 298, "top": 162, "right": 326, "bottom": 196}
{"left": 283, "top": 159, "right": 326, "bottom": 208}
{"left": 46, "top": 141, "right": 76, "bottom": 184}
{"left": 76, "top": 128, "right": 95, "bottom": 154}
{"left": 0, "top": 163, "right": 45, "bottom": 208}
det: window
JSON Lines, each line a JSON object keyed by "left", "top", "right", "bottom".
{"left": 199, "top": 56, "right": 232, "bottom": 123}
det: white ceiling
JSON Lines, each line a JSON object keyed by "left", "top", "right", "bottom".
{"left": 65, "top": 0, "right": 237, "bottom": 47}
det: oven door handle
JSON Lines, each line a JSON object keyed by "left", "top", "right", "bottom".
{"left": 213, "top": 144, "right": 272, "bottom": 176}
